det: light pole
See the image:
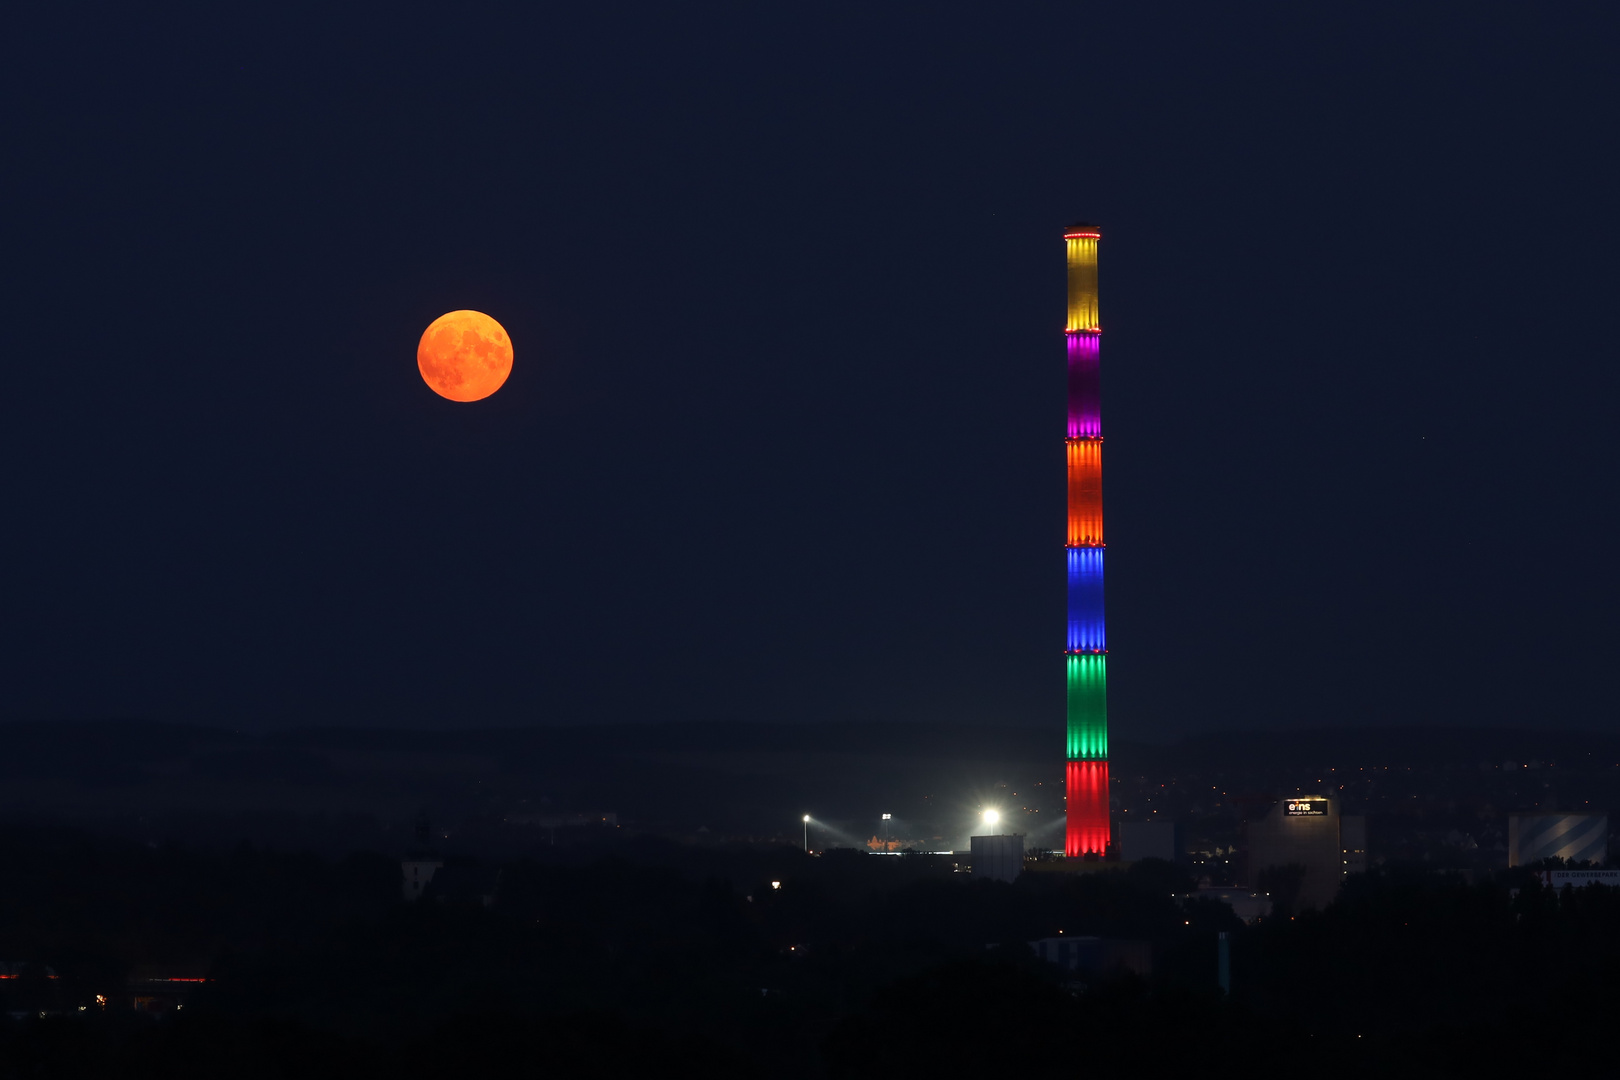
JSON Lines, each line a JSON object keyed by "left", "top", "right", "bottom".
{"left": 802, "top": 814, "right": 811, "bottom": 852}
{"left": 881, "top": 813, "right": 891, "bottom": 847}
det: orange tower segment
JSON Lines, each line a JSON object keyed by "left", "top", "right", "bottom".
{"left": 1066, "top": 439, "right": 1104, "bottom": 547}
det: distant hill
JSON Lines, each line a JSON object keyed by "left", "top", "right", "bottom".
{"left": 1, "top": 720, "right": 1614, "bottom": 855}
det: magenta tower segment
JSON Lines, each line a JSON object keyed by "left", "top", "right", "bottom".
{"left": 1067, "top": 332, "right": 1101, "bottom": 439}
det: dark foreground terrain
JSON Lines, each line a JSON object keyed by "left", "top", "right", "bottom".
{"left": 1, "top": 819, "right": 1618, "bottom": 1078}
{"left": 6, "top": 720, "right": 1620, "bottom": 1076}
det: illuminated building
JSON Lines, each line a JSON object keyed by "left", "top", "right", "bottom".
{"left": 1245, "top": 795, "right": 1368, "bottom": 910}
{"left": 1064, "top": 224, "right": 1110, "bottom": 857}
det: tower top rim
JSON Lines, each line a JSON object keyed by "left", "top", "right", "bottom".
{"left": 1064, "top": 222, "right": 1102, "bottom": 239}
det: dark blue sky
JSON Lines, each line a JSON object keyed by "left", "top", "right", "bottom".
{"left": 3, "top": 3, "right": 1616, "bottom": 735}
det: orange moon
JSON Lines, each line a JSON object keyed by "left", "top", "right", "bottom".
{"left": 417, "top": 310, "right": 513, "bottom": 402}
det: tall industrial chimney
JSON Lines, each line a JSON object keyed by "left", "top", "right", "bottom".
{"left": 1064, "top": 223, "right": 1110, "bottom": 857}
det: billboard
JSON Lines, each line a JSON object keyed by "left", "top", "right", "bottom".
{"left": 1508, "top": 814, "right": 1608, "bottom": 866}
{"left": 1284, "top": 799, "right": 1328, "bottom": 817}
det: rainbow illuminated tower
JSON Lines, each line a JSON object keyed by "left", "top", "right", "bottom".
{"left": 1064, "top": 223, "right": 1109, "bottom": 857}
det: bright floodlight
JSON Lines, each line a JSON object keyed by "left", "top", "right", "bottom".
{"left": 882, "top": 813, "right": 892, "bottom": 820}
{"left": 983, "top": 809, "right": 1001, "bottom": 827}
{"left": 803, "top": 815, "right": 811, "bottom": 822}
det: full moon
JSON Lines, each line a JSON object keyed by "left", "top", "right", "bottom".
{"left": 417, "top": 310, "right": 513, "bottom": 402}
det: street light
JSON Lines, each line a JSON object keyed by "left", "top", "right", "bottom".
{"left": 881, "top": 812, "right": 891, "bottom": 846}
{"left": 802, "top": 814, "right": 811, "bottom": 852}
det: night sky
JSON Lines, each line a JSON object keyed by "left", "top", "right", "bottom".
{"left": 4, "top": 4, "right": 1617, "bottom": 736}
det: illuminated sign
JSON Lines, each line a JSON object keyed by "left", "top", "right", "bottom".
{"left": 1284, "top": 799, "right": 1328, "bottom": 817}
{"left": 1543, "top": 870, "right": 1620, "bottom": 888}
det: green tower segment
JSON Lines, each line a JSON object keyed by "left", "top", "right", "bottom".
{"left": 1065, "top": 654, "right": 1108, "bottom": 760}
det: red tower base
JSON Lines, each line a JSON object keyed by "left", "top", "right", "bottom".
{"left": 1065, "top": 760, "right": 1110, "bottom": 857}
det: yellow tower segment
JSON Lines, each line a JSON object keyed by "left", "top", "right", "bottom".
{"left": 1065, "top": 229, "right": 1100, "bottom": 332}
